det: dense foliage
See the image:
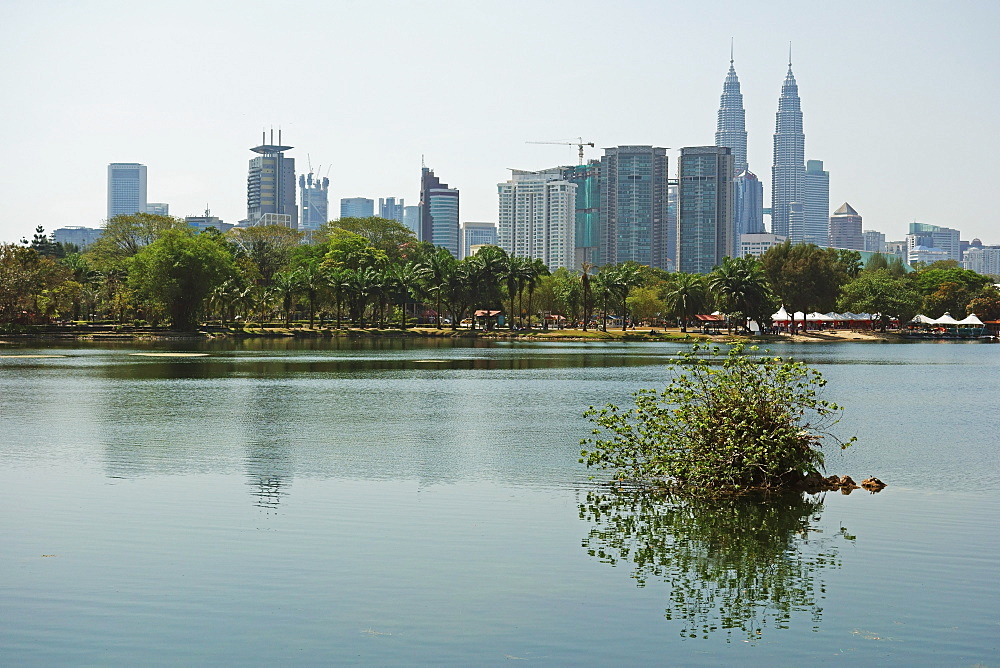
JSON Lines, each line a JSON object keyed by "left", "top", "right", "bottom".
{"left": 2, "top": 218, "right": 997, "bottom": 330}
{"left": 580, "top": 344, "right": 856, "bottom": 490}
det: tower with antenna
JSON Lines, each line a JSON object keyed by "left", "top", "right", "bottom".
{"left": 247, "top": 128, "right": 297, "bottom": 228}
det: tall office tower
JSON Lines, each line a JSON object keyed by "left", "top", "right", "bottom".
{"left": 798, "top": 159, "right": 829, "bottom": 246}
{"left": 829, "top": 202, "right": 864, "bottom": 250}
{"left": 733, "top": 170, "right": 765, "bottom": 257}
{"left": 461, "top": 221, "right": 498, "bottom": 260}
{"left": 560, "top": 160, "right": 601, "bottom": 268}
{"left": 599, "top": 146, "right": 670, "bottom": 269}
{"left": 53, "top": 226, "right": 105, "bottom": 249}
{"left": 771, "top": 59, "right": 805, "bottom": 238}
{"left": 402, "top": 205, "right": 421, "bottom": 236}
{"left": 145, "top": 203, "right": 169, "bottom": 216}
{"left": 715, "top": 52, "right": 748, "bottom": 176}
{"left": 247, "top": 132, "right": 297, "bottom": 228}
{"left": 419, "top": 167, "right": 460, "bottom": 256}
{"left": 863, "top": 229, "right": 885, "bottom": 253}
{"left": 497, "top": 168, "right": 576, "bottom": 270}
{"left": 107, "top": 163, "right": 147, "bottom": 219}
{"left": 340, "top": 197, "right": 374, "bottom": 218}
{"left": 666, "top": 183, "right": 678, "bottom": 271}
{"left": 298, "top": 172, "right": 330, "bottom": 232}
{"left": 379, "top": 197, "right": 405, "bottom": 223}
{"left": 677, "top": 146, "right": 734, "bottom": 274}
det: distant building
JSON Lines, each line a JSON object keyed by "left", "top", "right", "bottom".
{"left": 53, "top": 226, "right": 104, "bottom": 249}
{"left": 402, "top": 205, "right": 421, "bottom": 237}
{"left": 908, "top": 245, "right": 950, "bottom": 265}
{"left": 299, "top": 172, "right": 330, "bottom": 232}
{"left": 185, "top": 213, "right": 233, "bottom": 234}
{"left": 716, "top": 53, "right": 748, "bottom": 176}
{"left": 799, "top": 159, "right": 829, "bottom": 246}
{"left": 460, "top": 222, "right": 498, "bottom": 260}
{"left": 885, "top": 240, "right": 907, "bottom": 260}
{"left": 247, "top": 132, "right": 296, "bottom": 228}
{"left": 740, "top": 233, "right": 786, "bottom": 258}
{"left": 863, "top": 229, "right": 885, "bottom": 253}
{"left": 379, "top": 197, "right": 405, "bottom": 223}
{"left": 963, "top": 245, "right": 1000, "bottom": 275}
{"left": 498, "top": 168, "right": 576, "bottom": 270}
{"left": 906, "top": 222, "right": 961, "bottom": 263}
{"left": 145, "top": 202, "right": 169, "bottom": 216}
{"left": 419, "top": 167, "right": 460, "bottom": 257}
{"left": 599, "top": 145, "right": 670, "bottom": 269}
{"left": 107, "top": 163, "right": 147, "bottom": 219}
{"left": 677, "top": 146, "right": 734, "bottom": 274}
{"left": 829, "top": 202, "right": 864, "bottom": 250}
{"left": 340, "top": 197, "right": 374, "bottom": 219}
{"left": 771, "top": 61, "right": 805, "bottom": 238}
{"left": 560, "top": 161, "right": 601, "bottom": 268}
{"left": 733, "top": 170, "right": 765, "bottom": 258}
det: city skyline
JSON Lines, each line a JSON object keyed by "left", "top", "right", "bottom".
{"left": 2, "top": 2, "right": 997, "bottom": 245}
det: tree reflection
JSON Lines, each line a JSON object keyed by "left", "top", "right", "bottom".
{"left": 580, "top": 488, "right": 851, "bottom": 641}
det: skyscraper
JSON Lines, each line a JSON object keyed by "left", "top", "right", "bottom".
{"left": 145, "top": 203, "right": 169, "bottom": 216}
{"left": 419, "top": 166, "right": 460, "bottom": 256}
{"left": 771, "top": 58, "right": 805, "bottom": 238}
{"left": 402, "top": 206, "right": 421, "bottom": 236}
{"left": 247, "top": 132, "right": 296, "bottom": 228}
{"left": 599, "top": 146, "right": 670, "bottom": 269}
{"left": 299, "top": 171, "right": 330, "bottom": 232}
{"left": 340, "top": 197, "right": 374, "bottom": 218}
{"left": 715, "top": 51, "right": 748, "bottom": 176}
{"left": 107, "top": 163, "right": 147, "bottom": 219}
{"left": 560, "top": 160, "right": 601, "bottom": 268}
{"left": 497, "top": 168, "right": 576, "bottom": 271}
{"left": 829, "top": 202, "right": 864, "bottom": 250}
{"left": 461, "top": 221, "right": 498, "bottom": 260}
{"left": 379, "top": 197, "right": 405, "bottom": 223}
{"left": 677, "top": 146, "right": 734, "bottom": 274}
{"left": 798, "top": 159, "right": 829, "bottom": 246}
{"left": 733, "top": 170, "right": 765, "bottom": 256}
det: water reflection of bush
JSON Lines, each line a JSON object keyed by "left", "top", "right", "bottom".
{"left": 580, "top": 488, "right": 851, "bottom": 642}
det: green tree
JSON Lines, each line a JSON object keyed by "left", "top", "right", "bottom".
{"left": 760, "top": 241, "right": 843, "bottom": 332}
{"left": 128, "top": 229, "right": 236, "bottom": 330}
{"left": 965, "top": 287, "right": 1000, "bottom": 321}
{"left": 707, "top": 256, "right": 773, "bottom": 333}
{"left": 87, "top": 213, "right": 188, "bottom": 268}
{"left": 664, "top": 273, "right": 707, "bottom": 332}
{"left": 837, "top": 269, "right": 921, "bottom": 330}
{"left": 416, "top": 247, "right": 456, "bottom": 327}
{"left": 318, "top": 216, "right": 417, "bottom": 260}
{"left": 0, "top": 244, "right": 68, "bottom": 323}
{"left": 602, "top": 263, "right": 642, "bottom": 330}
{"left": 625, "top": 286, "right": 665, "bottom": 324}
{"left": 228, "top": 225, "right": 303, "bottom": 286}
{"left": 580, "top": 343, "right": 855, "bottom": 490}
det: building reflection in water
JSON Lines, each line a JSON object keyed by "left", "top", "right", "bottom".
{"left": 579, "top": 488, "right": 853, "bottom": 642}
{"left": 235, "top": 379, "right": 295, "bottom": 511}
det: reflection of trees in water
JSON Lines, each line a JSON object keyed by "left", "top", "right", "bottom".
{"left": 580, "top": 488, "right": 850, "bottom": 642}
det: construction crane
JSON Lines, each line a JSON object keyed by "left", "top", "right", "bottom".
{"left": 525, "top": 137, "right": 595, "bottom": 165}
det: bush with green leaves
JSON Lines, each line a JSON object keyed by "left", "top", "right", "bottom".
{"left": 580, "top": 343, "right": 856, "bottom": 490}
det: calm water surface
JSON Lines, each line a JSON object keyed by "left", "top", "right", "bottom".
{"left": 1, "top": 338, "right": 997, "bottom": 665}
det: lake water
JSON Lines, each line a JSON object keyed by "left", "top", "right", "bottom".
{"left": 1, "top": 338, "right": 998, "bottom": 665}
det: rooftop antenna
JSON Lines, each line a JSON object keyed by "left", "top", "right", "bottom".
{"left": 278, "top": 127, "right": 282, "bottom": 145}
{"left": 788, "top": 41, "right": 793, "bottom": 68}
{"left": 730, "top": 37, "right": 734, "bottom": 65}
{"left": 421, "top": 154, "right": 426, "bottom": 169}
{"left": 270, "top": 127, "right": 274, "bottom": 145}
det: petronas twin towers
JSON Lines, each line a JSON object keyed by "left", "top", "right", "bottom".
{"left": 714, "top": 50, "right": 806, "bottom": 242}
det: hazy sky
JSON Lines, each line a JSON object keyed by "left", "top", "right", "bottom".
{"left": 3, "top": 0, "right": 997, "bottom": 245}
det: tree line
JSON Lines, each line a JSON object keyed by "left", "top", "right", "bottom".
{"left": 3, "top": 214, "right": 999, "bottom": 331}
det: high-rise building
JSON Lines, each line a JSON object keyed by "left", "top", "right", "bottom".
{"left": 906, "top": 222, "right": 961, "bottom": 263}
{"left": 560, "top": 160, "right": 601, "bottom": 268}
{"left": 733, "top": 170, "right": 765, "bottom": 257}
{"left": 740, "top": 233, "right": 787, "bottom": 258}
{"left": 829, "top": 202, "right": 864, "bottom": 250}
{"left": 599, "top": 146, "right": 670, "bottom": 269}
{"left": 771, "top": 60, "right": 805, "bottom": 238}
{"left": 340, "top": 198, "right": 374, "bottom": 219}
{"left": 798, "top": 159, "right": 829, "bottom": 246}
{"left": 379, "top": 197, "right": 405, "bottom": 223}
{"left": 962, "top": 245, "right": 1000, "bottom": 275}
{"left": 247, "top": 132, "right": 296, "bottom": 228}
{"left": 863, "top": 229, "right": 885, "bottom": 253}
{"left": 145, "top": 202, "right": 169, "bottom": 216}
{"left": 461, "top": 222, "right": 498, "bottom": 260}
{"left": 299, "top": 172, "right": 330, "bottom": 232}
{"left": 677, "top": 146, "right": 734, "bottom": 274}
{"left": 419, "top": 167, "right": 460, "bottom": 256}
{"left": 715, "top": 52, "right": 748, "bottom": 176}
{"left": 53, "top": 226, "right": 104, "bottom": 249}
{"left": 107, "top": 163, "right": 147, "bottom": 219}
{"left": 497, "top": 168, "right": 576, "bottom": 270}
{"left": 403, "top": 205, "right": 421, "bottom": 237}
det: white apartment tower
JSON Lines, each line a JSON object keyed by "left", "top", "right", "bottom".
{"left": 498, "top": 168, "right": 577, "bottom": 271}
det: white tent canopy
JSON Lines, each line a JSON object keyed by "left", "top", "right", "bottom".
{"left": 956, "top": 313, "right": 985, "bottom": 326}
{"left": 911, "top": 314, "right": 935, "bottom": 324}
{"left": 772, "top": 306, "right": 790, "bottom": 321}
{"left": 932, "top": 313, "right": 960, "bottom": 325}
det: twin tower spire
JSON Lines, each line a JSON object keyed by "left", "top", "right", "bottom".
{"left": 715, "top": 45, "right": 805, "bottom": 238}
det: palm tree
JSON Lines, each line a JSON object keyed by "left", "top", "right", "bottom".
{"left": 581, "top": 263, "right": 593, "bottom": 331}
{"left": 417, "top": 247, "right": 455, "bottom": 327}
{"left": 391, "top": 262, "right": 420, "bottom": 329}
{"left": 664, "top": 273, "right": 707, "bottom": 333}
{"left": 523, "top": 258, "right": 549, "bottom": 330}
{"left": 708, "top": 256, "right": 773, "bottom": 333}
{"left": 324, "top": 266, "right": 350, "bottom": 329}
{"left": 604, "top": 263, "right": 642, "bottom": 330}
{"left": 272, "top": 268, "right": 305, "bottom": 326}
{"left": 299, "top": 261, "right": 325, "bottom": 329}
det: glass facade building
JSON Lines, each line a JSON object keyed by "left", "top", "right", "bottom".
{"left": 247, "top": 133, "right": 297, "bottom": 228}
{"left": 299, "top": 173, "right": 330, "bottom": 232}
{"left": 461, "top": 221, "right": 498, "bottom": 260}
{"left": 379, "top": 197, "right": 405, "bottom": 223}
{"left": 734, "top": 170, "right": 765, "bottom": 257}
{"left": 599, "top": 146, "right": 669, "bottom": 269}
{"left": 340, "top": 197, "right": 374, "bottom": 219}
{"left": 107, "top": 163, "right": 147, "bottom": 219}
{"left": 420, "top": 167, "right": 459, "bottom": 257}
{"left": 829, "top": 202, "right": 864, "bottom": 250}
{"left": 771, "top": 63, "right": 805, "bottom": 238}
{"left": 677, "top": 146, "right": 734, "bottom": 275}
{"left": 560, "top": 161, "right": 601, "bottom": 268}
